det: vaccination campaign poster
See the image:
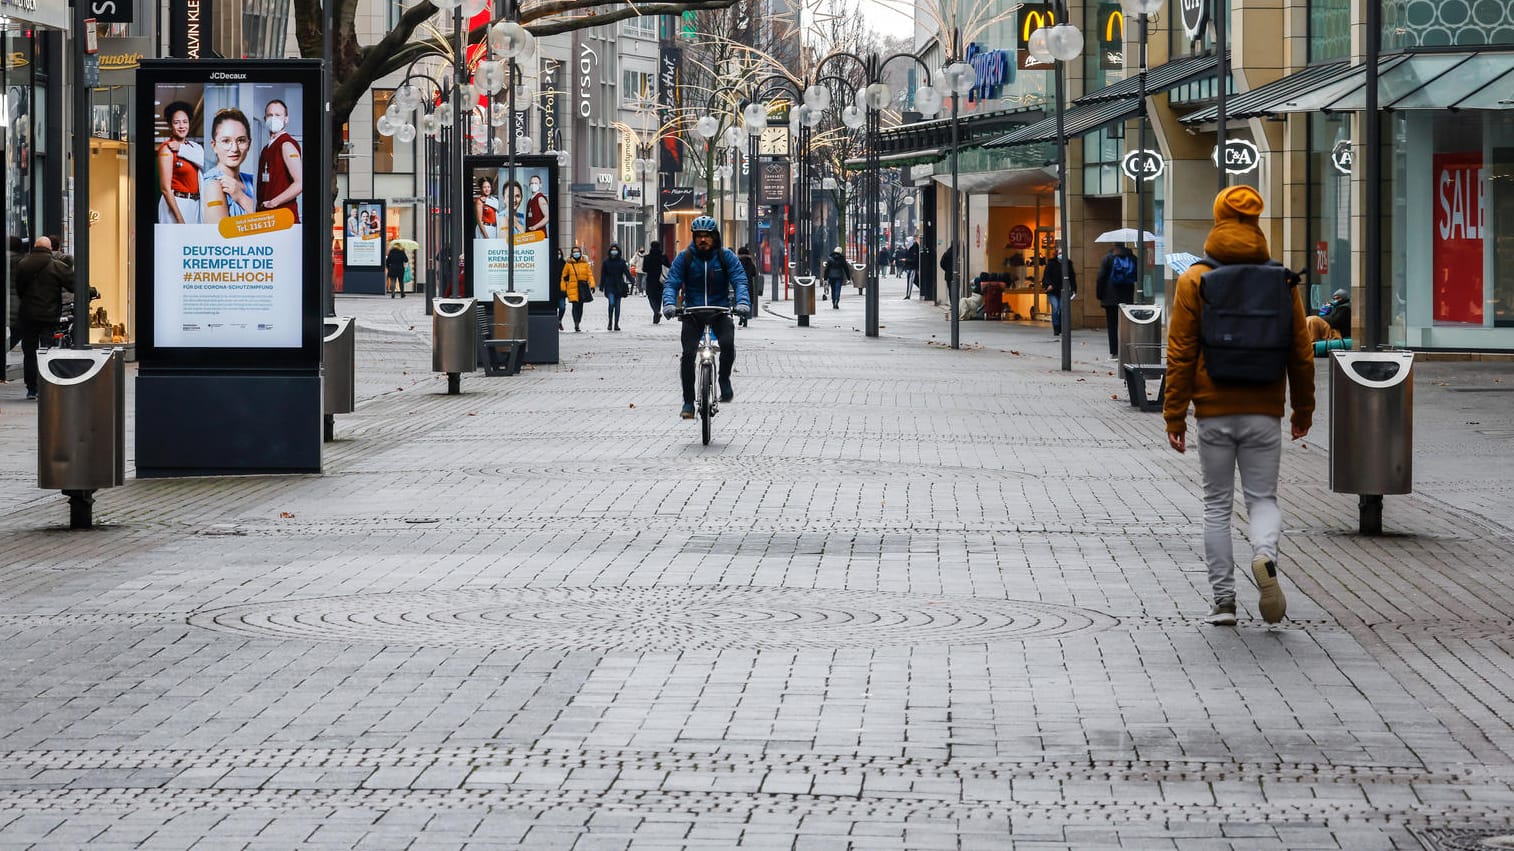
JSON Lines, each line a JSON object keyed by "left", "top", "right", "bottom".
{"left": 469, "top": 162, "right": 553, "bottom": 303}
{"left": 345, "top": 200, "right": 386, "bottom": 267}
{"left": 152, "top": 79, "right": 306, "bottom": 349}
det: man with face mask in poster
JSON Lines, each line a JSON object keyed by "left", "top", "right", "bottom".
{"left": 256, "top": 99, "right": 303, "bottom": 221}
{"left": 524, "top": 174, "right": 549, "bottom": 233}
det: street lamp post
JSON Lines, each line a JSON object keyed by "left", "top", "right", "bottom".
{"left": 1029, "top": 4, "right": 1085, "bottom": 372}
{"left": 940, "top": 53, "right": 977, "bottom": 350}
{"left": 1122, "top": 0, "right": 1163, "bottom": 304}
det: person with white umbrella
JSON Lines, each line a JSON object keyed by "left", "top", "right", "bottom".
{"left": 1095, "top": 244, "right": 1138, "bottom": 357}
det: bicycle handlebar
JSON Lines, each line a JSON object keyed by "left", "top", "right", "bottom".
{"left": 675, "top": 305, "right": 735, "bottom": 317}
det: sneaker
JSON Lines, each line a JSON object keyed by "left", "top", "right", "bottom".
{"left": 1203, "top": 601, "right": 1237, "bottom": 626}
{"left": 25, "top": 390, "right": 38, "bottom": 400}
{"left": 1252, "top": 555, "right": 1287, "bottom": 623}
{"left": 680, "top": 403, "right": 695, "bottom": 419}
{"left": 719, "top": 378, "right": 733, "bottom": 403}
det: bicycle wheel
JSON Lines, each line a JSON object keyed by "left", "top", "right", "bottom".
{"left": 698, "top": 360, "right": 713, "bottom": 445}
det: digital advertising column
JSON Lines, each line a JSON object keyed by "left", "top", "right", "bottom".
{"left": 462, "top": 154, "right": 561, "bottom": 364}
{"left": 135, "top": 60, "right": 325, "bottom": 476}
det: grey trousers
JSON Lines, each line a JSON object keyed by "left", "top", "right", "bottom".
{"left": 1196, "top": 414, "right": 1283, "bottom": 603}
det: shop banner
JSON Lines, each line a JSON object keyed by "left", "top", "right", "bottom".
{"left": 136, "top": 60, "right": 323, "bottom": 367}
{"left": 1432, "top": 151, "right": 1485, "bottom": 325}
{"left": 465, "top": 155, "right": 560, "bottom": 306}
{"left": 343, "top": 200, "right": 386, "bottom": 267}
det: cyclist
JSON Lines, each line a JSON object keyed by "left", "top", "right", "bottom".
{"left": 661, "top": 216, "right": 751, "bottom": 419}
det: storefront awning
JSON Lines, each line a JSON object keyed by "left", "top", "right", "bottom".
{"left": 982, "top": 99, "right": 1142, "bottom": 148}
{"left": 1074, "top": 51, "right": 1228, "bottom": 105}
{"left": 572, "top": 194, "right": 641, "bottom": 214}
{"left": 931, "top": 166, "right": 1060, "bottom": 196}
{"left": 1180, "top": 61, "right": 1351, "bottom": 123}
{"left": 1190, "top": 51, "right": 1514, "bottom": 119}
{"left": 843, "top": 147, "right": 947, "bottom": 170}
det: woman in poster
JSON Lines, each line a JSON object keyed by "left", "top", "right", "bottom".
{"left": 201, "top": 108, "right": 257, "bottom": 224}
{"left": 524, "top": 173, "right": 549, "bottom": 233}
{"left": 474, "top": 177, "right": 500, "bottom": 239}
{"left": 503, "top": 181, "right": 526, "bottom": 235}
{"left": 157, "top": 101, "right": 204, "bottom": 224}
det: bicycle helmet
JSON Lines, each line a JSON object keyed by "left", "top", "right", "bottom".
{"left": 691, "top": 215, "right": 718, "bottom": 234}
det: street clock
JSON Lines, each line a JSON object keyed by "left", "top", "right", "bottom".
{"left": 759, "top": 126, "right": 790, "bottom": 156}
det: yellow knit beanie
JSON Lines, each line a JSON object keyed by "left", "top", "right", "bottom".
{"left": 1212, "top": 185, "right": 1265, "bottom": 224}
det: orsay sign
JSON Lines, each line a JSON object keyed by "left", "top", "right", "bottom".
{"left": 1120, "top": 149, "right": 1164, "bottom": 182}
{"left": 1180, "top": 0, "right": 1210, "bottom": 41}
{"left": 1212, "top": 138, "right": 1261, "bottom": 175}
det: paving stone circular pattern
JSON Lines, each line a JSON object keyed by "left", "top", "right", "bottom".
{"left": 188, "top": 586, "right": 1116, "bottom": 650}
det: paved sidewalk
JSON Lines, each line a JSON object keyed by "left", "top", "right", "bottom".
{"left": 1, "top": 277, "right": 1513, "bottom": 849}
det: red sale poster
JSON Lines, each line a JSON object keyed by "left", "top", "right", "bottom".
{"left": 1432, "top": 151, "right": 1485, "bottom": 325}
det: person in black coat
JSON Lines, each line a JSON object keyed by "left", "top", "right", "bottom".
{"left": 902, "top": 237, "right": 921, "bottom": 299}
{"left": 822, "top": 247, "right": 848, "bottom": 307}
{"left": 1042, "top": 250, "right": 1077, "bottom": 337}
{"left": 642, "top": 241, "right": 670, "bottom": 324}
{"left": 736, "top": 245, "right": 759, "bottom": 326}
{"left": 1095, "top": 245, "right": 1136, "bottom": 356}
{"left": 551, "top": 248, "right": 567, "bottom": 329}
{"left": 599, "top": 242, "right": 632, "bottom": 331}
{"left": 384, "top": 244, "right": 409, "bottom": 298}
{"left": 15, "top": 237, "right": 75, "bottom": 399}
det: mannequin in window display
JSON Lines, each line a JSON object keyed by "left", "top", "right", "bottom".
{"left": 157, "top": 101, "right": 204, "bottom": 225}
{"left": 474, "top": 177, "right": 500, "bottom": 239}
{"left": 201, "top": 108, "right": 257, "bottom": 224}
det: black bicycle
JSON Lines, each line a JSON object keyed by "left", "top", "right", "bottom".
{"left": 678, "top": 305, "right": 730, "bottom": 445}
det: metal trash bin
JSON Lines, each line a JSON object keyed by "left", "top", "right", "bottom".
{"left": 793, "top": 276, "right": 816, "bottom": 327}
{"left": 432, "top": 297, "right": 477, "bottom": 394}
{"left": 1118, "top": 304, "right": 1163, "bottom": 369}
{"left": 1330, "top": 351, "right": 1414, "bottom": 535}
{"left": 38, "top": 347, "right": 125, "bottom": 528}
{"left": 322, "top": 317, "right": 355, "bottom": 417}
{"left": 850, "top": 262, "right": 866, "bottom": 292}
{"left": 493, "top": 292, "right": 529, "bottom": 342}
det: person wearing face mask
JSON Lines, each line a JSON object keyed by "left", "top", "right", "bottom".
{"left": 599, "top": 243, "right": 632, "bottom": 331}
{"left": 559, "top": 245, "right": 595, "bottom": 332}
{"left": 255, "top": 99, "right": 302, "bottom": 221}
{"left": 524, "top": 174, "right": 550, "bottom": 233}
{"left": 202, "top": 108, "right": 257, "bottom": 224}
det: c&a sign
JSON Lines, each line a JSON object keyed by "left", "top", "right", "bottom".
{"left": 1018, "top": 5, "right": 1058, "bottom": 70}
{"left": 964, "top": 42, "right": 1012, "bottom": 103}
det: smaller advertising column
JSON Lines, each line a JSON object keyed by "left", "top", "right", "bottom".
{"left": 463, "top": 154, "right": 561, "bottom": 363}
{"left": 341, "top": 199, "right": 388, "bottom": 294}
{"left": 135, "top": 60, "right": 324, "bottom": 476}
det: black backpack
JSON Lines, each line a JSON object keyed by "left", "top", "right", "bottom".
{"left": 1197, "top": 257, "right": 1295, "bottom": 385}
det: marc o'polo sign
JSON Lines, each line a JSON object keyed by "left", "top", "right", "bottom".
{"left": 1212, "top": 138, "right": 1261, "bottom": 175}
{"left": 1121, "top": 149, "right": 1165, "bottom": 182}
{"left": 1180, "top": 0, "right": 1210, "bottom": 40}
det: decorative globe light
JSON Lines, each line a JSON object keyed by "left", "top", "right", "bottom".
{"left": 517, "top": 32, "right": 538, "bottom": 61}
{"left": 385, "top": 100, "right": 406, "bottom": 122}
{"left": 803, "top": 84, "right": 832, "bottom": 110}
{"left": 863, "top": 81, "right": 892, "bottom": 111}
{"left": 489, "top": 20, "right": 530, "bottom": 58}
{"left": 393, "top": 83, "right": 421, "bottom": 115}
{"left": 1046, "top": 24, "right": 1085, "bottom": 61}
{"left": 943, "top": 61, "right": 978, "bottom": 95}
{"left": 789, "top": 111, "right": 801, "bottom": 135}
{"left": 396, "top": 122, "right": 417, "bottom": 144}
{"left": 555, "top": 149, "right": 571, "bottom": 167}
{"left": 461, "top": 0, "right": 488, "bottom": 16}
{"left": 476, "top": 60, "right": 505, "bottom": 94}
{"left": 720, "top": 125, "right": 744, "bottom": 148}
{"left": 489, "top": 102, "right": 509, "bottom": 126}
{"left": 914, "top": 84, "right": 943, "bottom": 116}
{"left": 798, "top": 104, "right": 822, "bottom": 128}
{"left": 693, "top": 115, "right": 720, "bottom": 139}
{"left": 421, "top": 113, "right": 440, "bottom": 137}
{"left": 1120, "top": 0, "right": 1163, "bottom": 14}
{"left": 840, "top": 104, "right": 865, "bottom": 129}
{"left": 516, "top": 134, "right": 534, "bottom": 153}
{"left": 436, "top": 102, "right": 454, "bottom": 125}
{"left": 376, "top": 113, "right": 398, "bottom": 137}
{"left": 742, "top": 103, "right": 768, "bottom": 133}
{"left": 1027, "top": 29, "right": 1053, "bottom": 64}
{"left": 513, "top": 77, "right": 537, "bottom": 104}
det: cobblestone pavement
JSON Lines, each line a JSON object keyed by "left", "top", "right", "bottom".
{"left": 2, "top": 278, "right": 1514, "bottom": 850}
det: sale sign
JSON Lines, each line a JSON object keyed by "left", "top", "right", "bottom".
{"left": 1432, "top": 151, "right": 1485, "bottom": 325}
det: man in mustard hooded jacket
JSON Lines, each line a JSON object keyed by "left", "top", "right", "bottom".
{"left": 1163, "top": 186, "right": 1315, "bottom": 626}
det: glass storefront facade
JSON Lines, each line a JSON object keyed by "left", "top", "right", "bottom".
{"left": 1389, "top": 110, "right": 1514, "bottom": 348}
{"left": 1308, "top": 113, "right": 1354, "bottom": 310}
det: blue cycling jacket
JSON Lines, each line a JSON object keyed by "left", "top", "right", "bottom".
{"left": 661, "top": 246, "right": 751, "bottom": 310}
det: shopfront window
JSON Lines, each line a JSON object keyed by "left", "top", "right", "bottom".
{"left": 1308, "top": 113, "right": 1353, "bottom": 310}
{"left": 1390, "top": 110, "right": 1514, "bottom": 349}
{"left": 1309, "top": 0, "right": 1351, "bottom": 61}
{"left": 3, "top": 34, "right": 36, "bottom": 242}
{"left": 1383, "top": 0, "right": 1514, "bottom": 50}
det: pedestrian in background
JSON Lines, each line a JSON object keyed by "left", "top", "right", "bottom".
{"left": 559, "top": 246, "right": 593, "bottom": 333}
{"left": 14, "top": 237, "right": 74, "bottom": 400}
{"left": 7, "top": 236, "right": 24, "bottom": 355}
{"left": 902, "top": 236, "right": 920, "bottom": 299}
{"left": 599, "top": 242, "right": 631, "bottom": 331}
{"left": 822, "top": 246, "right": 848, "bottom": 307}
{"left": 551, "top": 248, "right": 566, "bottom": 329}
{"left": 1163, "top": 185, "right": 1315, "bottom": 627}
{"left": 737, "top": 245, "right": 759, "bottom": 327}
{"left": 1095, "top": 244, "right": 1136, "bottom": 357}
{"left": 642, "top": 241, "right": 669, "bottom": 325}
{"left": 384, "top": 242, "right": 408, "bottom": 299}
{"left": 1042, "top": 248, "right": 1076, "bottom": 339}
